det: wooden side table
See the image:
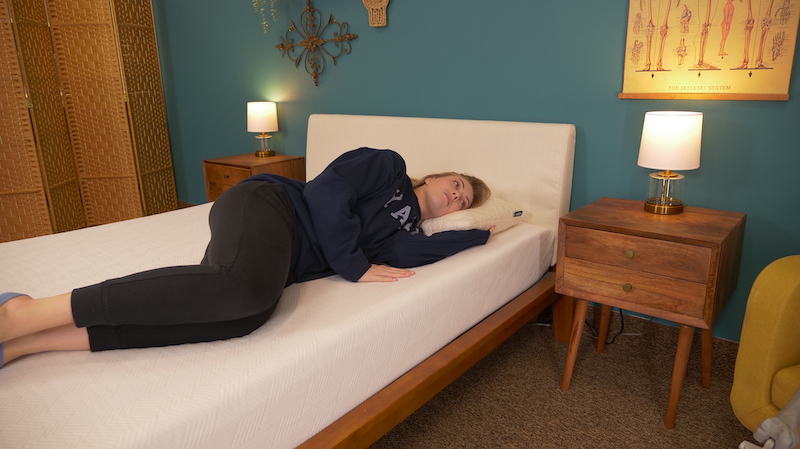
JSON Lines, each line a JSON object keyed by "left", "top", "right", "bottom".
{"left": 203, "top": 154, "right": 305, "bottom": 202}
{"left": 555, "top": 197, "right": 745, "bottom": 428}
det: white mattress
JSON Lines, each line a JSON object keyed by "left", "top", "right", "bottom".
{"left": 0, "top": 203, "right": 554, "bottom": 449}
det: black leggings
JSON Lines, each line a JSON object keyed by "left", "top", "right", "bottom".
{"left": 71, "top": 181, "right": 295, "bottom": 351}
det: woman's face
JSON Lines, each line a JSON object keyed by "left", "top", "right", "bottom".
{"left": 415, "top": 175, "right": 474, "bottom": 220}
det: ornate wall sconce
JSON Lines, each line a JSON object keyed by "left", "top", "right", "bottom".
{"left": 275, "top": 0, "right": 358, "bottom": 86}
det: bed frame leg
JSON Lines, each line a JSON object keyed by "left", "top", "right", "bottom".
{"left": 551, "top": 295, "right": 574, "bottom": 344}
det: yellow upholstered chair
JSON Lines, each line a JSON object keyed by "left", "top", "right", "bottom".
{"left": 731, "top": 255, "right": 800, "bottom": 431}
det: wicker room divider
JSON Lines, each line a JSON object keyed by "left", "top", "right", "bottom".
{"left": 1, "top": 0, "right": 57, "bottom": 241}
{"left": 0, "top": 0, "right": 177, "bottom": 243}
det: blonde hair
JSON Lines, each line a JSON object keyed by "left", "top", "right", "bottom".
{"left": 412, "top": 172, "right": 491, "bottom": 208}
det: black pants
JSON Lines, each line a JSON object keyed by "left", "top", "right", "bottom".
{"left": 71, "top": 181, "right": 295, "bottom": 351}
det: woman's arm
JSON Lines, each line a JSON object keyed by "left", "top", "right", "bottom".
{"left": 359, "top": 225, "right": 494, "bottom": 282}
{"left": 374, "top": 228, "right": 491, "bottom": 269}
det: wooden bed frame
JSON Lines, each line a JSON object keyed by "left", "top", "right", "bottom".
{"left": 300, "top": 276, "right": 573, "bottom": 448}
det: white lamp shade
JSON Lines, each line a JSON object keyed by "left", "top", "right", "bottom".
{"left": 637, "top": 111, "right": 702, "bottom": 171}
{"left": 247, "top": 102, "right": 279, "bottom": 133}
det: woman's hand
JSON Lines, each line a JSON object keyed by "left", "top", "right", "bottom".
{"left": 358, "top": 264, "right": 416, "bottom": 282}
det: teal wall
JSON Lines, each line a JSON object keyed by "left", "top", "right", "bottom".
{"left": 152, "top": 0, "right": 800, "bottom": 342}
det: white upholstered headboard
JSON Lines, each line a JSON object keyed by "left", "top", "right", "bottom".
{"left": 306, "top": 114, "right": 576, "bottom": 263}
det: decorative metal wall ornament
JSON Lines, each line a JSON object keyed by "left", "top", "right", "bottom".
{"left": 276, "top": 0, "right": 358, "bottom": 86}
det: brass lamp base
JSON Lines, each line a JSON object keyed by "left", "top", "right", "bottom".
{"left": 644, "top": 198, "right": 685, "bottom": 215}
{"left": 255, "top": 149, "right": 275, "bottom": 157}
{"left": 254, "top": 133, "right": 274, "bottom": 157}
{"left": 644, "top": 170, "right": 686, "bottom": 214}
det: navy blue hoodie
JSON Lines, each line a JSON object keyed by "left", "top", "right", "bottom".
{"left": 245, "top": 147, "right": 490, "bottom": 282}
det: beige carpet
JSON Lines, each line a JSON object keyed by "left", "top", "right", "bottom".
{"left": 371, "top": 307, "right": 756, "bottom": 449}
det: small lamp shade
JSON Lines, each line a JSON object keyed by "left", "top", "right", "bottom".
{"left": 637, "top": 111, "right": 703, "bottom": 215}
{"left": 637, "top": 111, "right": 702, "bottom": 171}
{"left": 247, "top": 101, "right": 279, "bottom": 133}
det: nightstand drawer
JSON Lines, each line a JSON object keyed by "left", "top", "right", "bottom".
{"left": 562, "top": 258, "right": 706, "bottom": 319}
{"left": 205, "top": 164, "right": 251, "bottom": 199}
{"left": 564, "top": 227, "right": 711, "bottom": 283}
{"left": 251, "top": 159, "right": 305, "bottom": 180}
{"left": 206, "top": 164, "right": 251, "bottom": 185}
{"left": 203, "top": 154, "right": 305, "bottom": 202}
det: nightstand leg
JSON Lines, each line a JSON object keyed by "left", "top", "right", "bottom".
{"left": 665, "top": 324, "right": 694, "bottom": 429}
{"left": 596, "top": 304, "right": 612, "bottom": 353}
{"left": 561, "top": 299, "right": 589, "bottom": 391}
{"left": 701, "top": 327, "right": 712, "bottom": 388}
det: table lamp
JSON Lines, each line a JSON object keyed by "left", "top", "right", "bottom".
{"left": 247, "top": 101, "right": 279, "bottom": 157}
{"left": 637, "top": 111, "right": 703, "bottom": 215}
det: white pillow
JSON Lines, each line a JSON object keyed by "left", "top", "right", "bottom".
{"left": 419, "top": 197, "right": 527, "bottom": 236}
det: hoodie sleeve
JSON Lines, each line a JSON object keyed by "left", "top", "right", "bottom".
{"left": 303, "top": 148, "right": 407, "bottom": 282}
{"left": 375, "top": 228, "right": 490, "bottom": 269}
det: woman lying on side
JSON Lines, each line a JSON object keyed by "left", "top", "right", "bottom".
{"left": 0, "top": 147, "right": 492, "bottom": 367}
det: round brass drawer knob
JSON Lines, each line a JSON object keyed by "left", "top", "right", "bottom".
{"left": 223, "top": 174, "right": 230, "bottom": 179}
{"left": 622, "top": 283, "right": 633, "bottom": 292}
{"left": 625, "top": 249, "right": 635, "bottom": 259}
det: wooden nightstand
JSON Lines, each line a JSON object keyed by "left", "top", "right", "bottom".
{"left": 203, "top": 153, "right": 305, "bottom": 202}
{"left": 555, "top": 197, "right": 745, "bottom": 428}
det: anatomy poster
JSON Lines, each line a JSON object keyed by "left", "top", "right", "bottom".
{"left": 620, "top": 0, "right": 799, "bottom": 100}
